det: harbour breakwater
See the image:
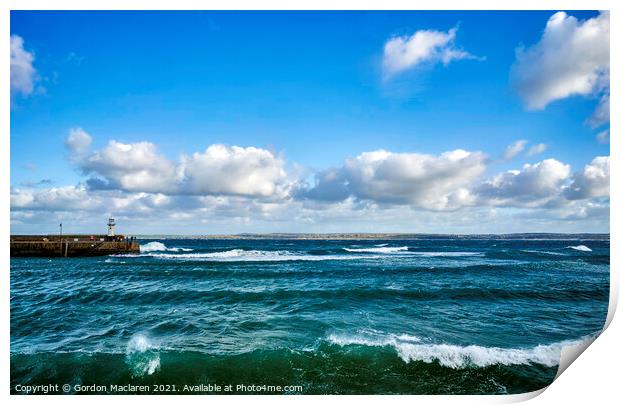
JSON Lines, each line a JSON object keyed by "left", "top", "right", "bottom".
{"left": 10, "top": 235, "right": 140, "bottom": 257}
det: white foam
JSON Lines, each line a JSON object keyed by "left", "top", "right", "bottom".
{"left": 327, "top": 332, "right": 421, "bottom": 348}
{"left": 126, "top": 334, "right": 155, "bottom": 353}
{"left": 327, "top": 333, "right": 590, "bottom": 369}
{"left": 345, "top": 248, "right": 483, "bottom": 257}
{"left": 149, "top": 249, "right": 311, "bottom": 261}
{"left": 140, "top": 242, "right": 167, "bottom": 252}
{"left": 104, "top": 258, "right": 127, "bottom": 263}
{"left": 125, "top": 249, "right": 390, "bottom": 262}
{"left": 374, "top": 243, "right": 389, "bottom": 247}
{"left": 408, "top": 251, "right": 482, "bottom": 257}
{"left": 522, "top": 250, "right": 566, "bottom": 256}
{"left": 395, "top": 334, "right": 422, "bottom": 343}
{"left": 568, "top": 245, "right": 592, "bottom": 252}
{"left": 344, "top": 246, "right": 408, "bottom": 253}
{"left": 125, "top": 334, "right": 160, "bottom": 376}
{"left": 140, "top": 241, "right": 193, "bottom": 253}
{"left": 121, "top": 248, "right": 483, "bottom": 261}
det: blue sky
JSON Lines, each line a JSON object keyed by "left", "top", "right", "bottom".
{"left": 10, "top": 11, "right": 610, "bottom": 234}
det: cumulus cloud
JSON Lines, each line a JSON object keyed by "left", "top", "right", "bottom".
{"left": 10, "top": 35, "right": 38, "bottom": 98}
{"left": 11, "top": 183, "right": 202, "bottom": 213}
{"left": 80, "top": 140, "right": 179, "bottom": 193}
{"left": 299, "top": 149, "right": 487, "bottom": 210}
{"left": 511, "top": 11, "right": 609, "bottom": 112}
{"left": 11, "top": 185, "right": 99, "bottom": 212}
{"left": 10, "top": 184, "right": 303, "bottom": 234}
{"left": 178, "top": 145, "right": 288, "bottom": 197}
{"left": 64, "top": 127, "right": 93, "bottom": 157}
{"left": 382, "top": 26, "right": 480, "bottom": 78}
{"left": 527, "top": 143, "right": 547, "bottom": 156}
{"left": 476, "top": 156, "right": 610, "bottom": 209}
{"left": 12, "top": 130, "right": 609, "bottom": 233}
{"left": 503, "top": 140, "right": 528, "bottom": 160}
{"left": 477, "top": 159, "right": 571, "bottom": 207}
{"left": 565, "top": 156, "right": 609, "bottom": 200}
{"left": 67, "top": 130, "right": 289, "bottom": 198}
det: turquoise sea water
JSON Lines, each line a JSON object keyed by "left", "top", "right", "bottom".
{"left": 10, "top": 236, "right": 609, "bottom": 394}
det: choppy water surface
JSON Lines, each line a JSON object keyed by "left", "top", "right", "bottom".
{"left": 11, "top": 236, "right": 609, "bottom": 394}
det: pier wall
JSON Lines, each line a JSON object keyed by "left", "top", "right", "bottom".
{"left": 10, "top": 236, "right": 140, "bottom": 257}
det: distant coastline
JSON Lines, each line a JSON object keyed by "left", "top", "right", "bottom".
{"left": 130, "top": 233, "right": 610, "bottom": 240}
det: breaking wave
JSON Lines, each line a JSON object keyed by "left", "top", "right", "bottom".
{"left": 130, "top": 249, "right": 379, "bottom": 262}
{"left": 568, "top": 245, "right": 592, "bottom": 252}
{"left": 327, "top": 333, "right": 592, "bottom": 369}
{"left": 124, "top": 248, "right": 484, "bottom": 261}
{"left": 140, "top": 241, "right": 193, "bottom": 253}
{"left": 125, "top": 334, "right": 160, "bottom": 376}
{"left": 343, "top": 246, "right": 408, "bottom": 253}
{"left": 521, "top": 250, "right": 566, "bottom": 256}
{"left": 326, "top": 331, "right": 421, "bottom": 348}
{"left": 408, "top": 252, "right": 482, "bottom": 257}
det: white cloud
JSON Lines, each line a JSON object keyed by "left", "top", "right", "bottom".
{"left": 67, "top": 131, "right": 289, "bottom": 198}
{"left": 11, "top": 183, "right": 608, "bottom": 235}
{"left": 596, "top": 130, "right": 609, "bottom": 144}
{"left": 565, "top": 156, "right": 609, "bottom": 200}
{"left": 477, "top": 159, "right": 571, "bottom": 207}
{"left": 11, "top": 185, "right": 99, "bottom": 211}
{"left": 64, "top": 127, "right": 93, "bottom": 157}
{"left": 382, "top": 26, "right": 479, "bottom": 78}
{"left": 80, "top": 140, "right": 179, "bottom": 193}
{"left": 503, "top": 140, "right": 528, "bottom": 160}
{"left": 511, "top": 11, "right": 609, "bottom": 111}
{"left": 527, "top": 143, "right": 547, "bottom": 156}
{"left": 13, "top": 132, "right": 609, "bottom": 234}
{"left": 477, "top": 156, "right": 610, "bottom": 209}
{"left": 588, "top": 93, "right": 610, "bottom": 128}
{"left": 10, "top": 35, "right": 37, "bottom": 98}
{"left": 299, "top": 150, "right": 610, "bottom": 215}
{"left": 178, "top": 144, "right": 288, "bottom": 197}
{"left": 10, "top": 184, "right": 200, "bottom": 215}
{"left": 299, "top": 149, "right": 487, "bottom": 210}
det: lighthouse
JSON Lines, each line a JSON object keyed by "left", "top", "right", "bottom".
{"left": 107, "top": 217, "right": 116, "bottom": 237}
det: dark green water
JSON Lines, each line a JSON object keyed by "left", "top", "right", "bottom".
{"left": 10, "top": 236, "right": 609, "bottom": 394}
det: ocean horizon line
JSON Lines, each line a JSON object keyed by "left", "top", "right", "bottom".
{"left": 11, "top": 232, "right": 608, "bottom": 240}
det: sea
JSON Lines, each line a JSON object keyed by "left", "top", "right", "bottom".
{"left": 10, "top": 235, "right": 609, "bottom": 394}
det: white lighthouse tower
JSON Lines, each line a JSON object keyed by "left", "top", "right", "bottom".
{"left": 107, "top": 217, "right": 116, "bottom": 237}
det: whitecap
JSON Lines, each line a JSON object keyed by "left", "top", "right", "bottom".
{"left": 327, "top": 331, "right": 421, "bottom": 348}
{"left": 394, "top": 334, "right": 422, "bottom": 343}
{"left": 123, "top": 249, "right": 388, "bottom": 262}
{"left": 408, "top": 251, "right": 482, "bottom": 257}
{"left": 568, "top": 245, "right": 592, "bottom": 252}
{"left": 125, "top": 334, "right": 160, "bottom": 376}
{"left": 104, "top": 258, "right": 127, "bottom": 264}
{"left": 343, "top": 246, "right": 408, "bottom": 253}
{"left": 126, "top": 334, "right": 154, "bottom": 353}
{"left": 140, "top": 242, "right": 168, "bottom": 252}
{"left": 119, "top": 248, "right": 483, "bottom": 262}
{"left": 327, "top": 333, "right": 591, "bottom": 369}
{"left": 140, "top": 241, "right": 194, "bottom": 253}
{"left": 521, "top": 250, "right": 567, "bottom": 256}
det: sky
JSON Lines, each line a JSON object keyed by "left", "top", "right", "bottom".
{"left": 10, "top": 10, "right": 610, "bottom": 235}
